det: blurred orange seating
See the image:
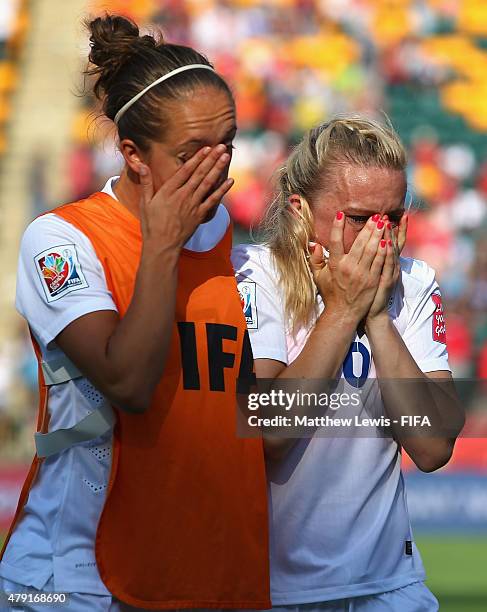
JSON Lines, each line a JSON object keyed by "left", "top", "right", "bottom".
{"left": 92, "top": 0, "right": 154, "bottom": 22}
{"left": 371, "top": 2, "right": 412, "bottom": 47}
{"left": 458, "top": 0, "right": 487, "bottom": 36}
{"left": 0, "top": 62, "right": 18, "bottom": 93}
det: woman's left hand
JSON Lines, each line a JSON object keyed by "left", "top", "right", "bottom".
{"left": 365, "top": 214, "right": 407, "bottom": 324}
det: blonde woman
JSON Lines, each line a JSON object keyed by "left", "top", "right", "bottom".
{"left": 232, "top": 116, "right": 464, "bottom": 612}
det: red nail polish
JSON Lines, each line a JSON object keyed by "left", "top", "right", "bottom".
{"left": 388, "top": 239, "right": 393, "bottom": 247}
{"left": 380, "top": 239, "right": 386, "bottom": 248}
{"left": 336, "top": 211, "right": 343, "bottom": 221}
{"left": 387, "top": 222, "right": 392, "bottom": 230}
{"left": 372, "top": 213, "right": 380, "bottom": 222}
{"left": 377, "top": 220, "right": 384, "bottom": 229}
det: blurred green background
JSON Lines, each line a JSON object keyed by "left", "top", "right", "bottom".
{"left": 419, "top": 536, "right": 487, "bottom": 611}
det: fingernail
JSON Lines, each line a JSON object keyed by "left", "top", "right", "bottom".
{"left": 372, "top": 213, "right": 380, "bottom": 222}
{"left": 216, "top": 144, "right": 226, "bottom": 153}
{"left": 309, "top": 241, "right": 317, "bottom": 247}
{"left": 203, "top": 147, "right": 211, "bottom": 155}
{"left": 336, "top": 211, "right": 343, "bottom": 220}
{"left": 220, "top": 153, "right": 230, "bottom": 162}
{"left": 377, "top": 220, "right": 384, "bottom": 229}
{"left": 387, "top": 222, "right": 392, "bottom": 230}
{"left": 388, "top": 239, "right": 393, "bottom": 247}
{"left": 380, "top": 239, "right": 386, "bottom": 248}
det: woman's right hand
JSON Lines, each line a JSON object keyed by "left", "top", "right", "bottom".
{"left": 138, "top": 144, "right": 234, "bottom": 254}
{"left": 309, "top": 213, "right": 388, "bottom": 325}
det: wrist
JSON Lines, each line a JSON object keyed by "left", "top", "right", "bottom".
{"left": 141, "top": 242, "right": 181, "bottom": 268}
{"left": 318, "top": 308, "right": 360, "bottom": 335}
{"left": 365, "top": 312, "right": 391, "bottom": 334}
{"left": 135, "top": 246, "right": 179, "bottom": 302}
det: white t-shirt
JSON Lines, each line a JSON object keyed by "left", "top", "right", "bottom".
{"left": 0, "top": 178, "right": 230, "bottom": 594}
{"left": 231, "top": 243, "right": 450, "bottom": 604}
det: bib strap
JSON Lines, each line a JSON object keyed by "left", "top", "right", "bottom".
{"left": 35, "top": 403, "right": 116, "bottom": 458}
{"left": 41, "top": 356, "right": 82, "bottom": 385}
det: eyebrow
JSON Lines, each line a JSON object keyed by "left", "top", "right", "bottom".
{"left": 179, "top": 126, "right": 238, "bottom": 149}
{"left": 344, "top": 207, "right": 404, "bottom": 215}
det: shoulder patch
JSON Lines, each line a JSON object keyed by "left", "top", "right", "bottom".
{"left": 432, "top": 292, "right": 446, "bottom": 344}
{"left": 238, "top": 280, "right": 258, "bottom": 329}
{"left": 34, "top": 244, "right": 89, "bottom": 302}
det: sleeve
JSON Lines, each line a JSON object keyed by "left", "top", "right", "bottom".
{"left": 231, "top": 244, "right": 288, "bottom": 364}
{"left": 401, "top": 259, "right": 451, "bottom": 373}
{"left": 15, "top": 213, "right": 118, "bottom": 347}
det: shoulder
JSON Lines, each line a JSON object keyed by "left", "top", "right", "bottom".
{"left": 20, "top": 213, "right": 92, "bottom": 255}
{"left": 399, "top": 256, "right": 437, "bottom": 300}
{"left": 231, "top": 242, "right": 276, "bottom": 278}
{"left": 17, "top": 212, "right": 105, "bottom": 299}
{"left": 22, "top": 212, "right": 71, "bottom": 235}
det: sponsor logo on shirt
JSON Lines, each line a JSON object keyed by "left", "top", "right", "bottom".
{"left": 35, "top": 244, "right": 89, "bottom": 302}
{"left": 238, "top": 281, "right": 258, "bottom": 329}
{"left": 432, "top": 292, "right": 446, "bottom": 344}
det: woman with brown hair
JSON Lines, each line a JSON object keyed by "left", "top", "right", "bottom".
{"left": 0, "top": 14, "right": 270, "bottom": 612}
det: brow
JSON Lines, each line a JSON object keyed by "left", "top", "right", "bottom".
{"left": 344, "top": 207, "right": 404, "bottom": 215}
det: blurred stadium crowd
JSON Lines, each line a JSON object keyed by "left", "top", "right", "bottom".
{"left": 1, "top": 0, "right": 486, "bottom": 460}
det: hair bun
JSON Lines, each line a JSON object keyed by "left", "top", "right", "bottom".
{"left": 86, "top": 14, "right": 158, "bottom": 90}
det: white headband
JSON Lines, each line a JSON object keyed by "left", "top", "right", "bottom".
{"left": 113, "top": 64, "right": 216, "bottom": 125}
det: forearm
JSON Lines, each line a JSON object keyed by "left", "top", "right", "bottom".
{"left": 277, "top": 309, "right": 358, "bottom": 381}
{"left": 263, "top": 309, "right": 358, "bottom": 460}
{"left": 365, "top": 314, "right": 464, "bottom": 471}
{"left": 103, "top": 245, "right": 180, "bottom": 411}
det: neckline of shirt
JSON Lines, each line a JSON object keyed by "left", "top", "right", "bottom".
{"left": 101, "top": 176, "right": 230, "bottom": 253}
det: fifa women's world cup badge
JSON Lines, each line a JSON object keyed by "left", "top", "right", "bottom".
{"left": 35, "top": 244, "right": 89, "bottom": 302}
{"left": 238, "top": 280, "right": 258, "bottom": 329}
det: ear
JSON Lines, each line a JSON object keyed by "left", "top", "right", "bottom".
{"left": 288, "top": 194, "right": 302, "bottom": 212}
{"left": 119, "top": 138, "right": 147, "bottom": 175}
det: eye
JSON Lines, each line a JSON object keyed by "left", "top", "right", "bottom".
{"left": 177, "top": 153, "right": 190, "bottom": 164}
{"left": 347, "top": 214, "right": 369, "bottom": 226}
{"left": 387, "top": 213, "right": 404, "bottom": 228}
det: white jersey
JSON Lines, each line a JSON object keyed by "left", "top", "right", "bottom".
{"left": 0, "top": 178, "right": 230, "bottom": 594}
{"left": 231, "top": 243, "right": 450, "bottom": 604}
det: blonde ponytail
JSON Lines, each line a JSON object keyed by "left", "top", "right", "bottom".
{"left": 260, "top": 168, "right": 318, "bottom": 335}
